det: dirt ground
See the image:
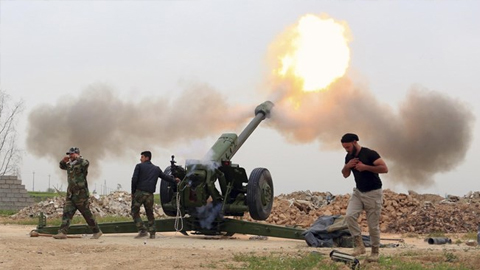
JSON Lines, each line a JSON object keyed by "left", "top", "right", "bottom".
{"left": 1, "top": 224, "right": 479, "bottom": 270}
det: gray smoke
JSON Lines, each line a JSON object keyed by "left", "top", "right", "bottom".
{"left": 26, "top": 83, "right": 251, "bottom": 179}
{"left": 266, "top": 77, "right": 475, "bottom": 188}
{"left": 196, "top": 202, "right": 223, "bottom": 230}
{"left": 27, "top": 78, "right": 475, "bottom": 189}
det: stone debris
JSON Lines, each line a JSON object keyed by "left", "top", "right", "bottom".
{"left": 243, "top": 189, "right": 480, "bottom": 234}
{"left": 11, "top": 191, "right": 165, "bottom": 220}
{"left": 11, "top": 189, "right": 480, "bottom": 234}
{"left": 465, "top": 240, "right": 477, "bottom": 246}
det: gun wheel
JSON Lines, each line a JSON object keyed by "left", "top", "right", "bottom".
{"left": 247, "top": 168, "right": 274, "bottom": 220}
{"left": 160, "top": 166, "right": 178, "bottom": 217}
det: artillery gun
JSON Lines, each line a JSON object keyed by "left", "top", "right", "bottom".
{"left": 160, "top": 100, "right": 274, "bottom": 221}
{"left": 34, "top": 101, "right": 305, "bottom": 240}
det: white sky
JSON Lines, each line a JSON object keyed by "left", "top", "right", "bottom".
{"left": 1, "top": 1, "right": 479, "bottom": 196}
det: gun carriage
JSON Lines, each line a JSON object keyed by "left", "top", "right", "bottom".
{"left": 34, "top": 101, "right": 305, "bottom": 240}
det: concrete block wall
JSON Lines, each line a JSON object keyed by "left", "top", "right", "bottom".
{"left": 0, "top": 175, "right": 35, "bottom": 211}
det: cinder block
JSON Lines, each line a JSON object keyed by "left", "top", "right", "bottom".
{"left": 0, "top": 176, "right": 33, "bottom": 211}
{"left": 12, "top": 179, "right": 22, "bottom": 185}
{"left": 0, "top": 204, "right": 13, "bottom": 210}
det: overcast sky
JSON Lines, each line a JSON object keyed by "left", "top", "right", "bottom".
{"left": 1, "top": 1, "right": 479, "bottom": 197}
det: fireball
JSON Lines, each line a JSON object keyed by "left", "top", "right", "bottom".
{"left": 274, "top": 14, "right": 351, "bottom": 92}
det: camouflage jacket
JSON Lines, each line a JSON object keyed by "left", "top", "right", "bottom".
{"left": 59, "top": 157, "right": 90, "bottom": 197}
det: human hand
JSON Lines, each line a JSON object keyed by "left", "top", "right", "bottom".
{"left": 62, "top": 156, "right": 70, "bottom": 162}
{"left": 347, "top": 158, "right": 359, "bottom": 169}
{"left": 354, "top": 161, "right": 366, "bottom": 172}
{"left": 175, "top": 178, "right": 180, "bottom": 183}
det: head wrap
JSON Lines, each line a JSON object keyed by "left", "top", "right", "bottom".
{"left": 341, "top": 133, "right": 359, "bottom": 143}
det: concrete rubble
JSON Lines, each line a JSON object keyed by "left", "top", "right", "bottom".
{"left": 11, "top": 190, "right": 480, "bottom": 234}
{"left": 243, "top": 189, "right": 480, "bottom": 234}
{"left": 11, "top": 191, "right": 165, "bottom": 220}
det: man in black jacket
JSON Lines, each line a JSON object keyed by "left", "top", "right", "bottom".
{"left": 131, "top": 151, "right": 180, "bottom": 239}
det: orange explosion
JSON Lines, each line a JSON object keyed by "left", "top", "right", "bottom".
{"left": 272, "top": 14, "right": 351, "bottom": 93}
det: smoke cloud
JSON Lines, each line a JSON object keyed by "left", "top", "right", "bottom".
{"left": 26, "top": 78, "right": 474, "bottom": 189}
{"left": 265, "top": 77, "right": 475, "bottom": 188}
{"left": 26, "top": 83, "right": 251, "bottom": 179}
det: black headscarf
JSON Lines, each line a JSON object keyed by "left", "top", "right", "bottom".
{"left": 341, "top": 133, "right": 359, "bottom": 143}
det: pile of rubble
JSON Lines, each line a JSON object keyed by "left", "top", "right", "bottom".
{"left": 11, "top": 191, "right": 165, "bottom": 220}
{"left": 11, "top": 190, "right": 480, "bottom": 234}
{"left": 244, "top": 190, "right": 480, "bottom": 234}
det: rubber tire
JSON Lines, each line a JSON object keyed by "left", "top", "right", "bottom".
{"left": 247, "top": 168, "right": 274, "bottom": 220}
{"left": 160, "top": 166, "right": 177, "bottom": 217}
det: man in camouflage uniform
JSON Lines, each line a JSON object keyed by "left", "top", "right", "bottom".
{"left": 131, "top": 151, "right": 179, "bottom": 239}
{"left": 53, "top": 147, "right": 102, "bottom": 240}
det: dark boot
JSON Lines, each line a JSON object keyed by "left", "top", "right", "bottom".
{"left": 352, "top": 235, "right": 366, "bottom": 256}
{"left": 149, "top": 233, "right": 156, "bottom": 239}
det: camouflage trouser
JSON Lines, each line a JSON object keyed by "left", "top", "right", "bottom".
{"left": 131, "top": 190, "right": 155, "bottom": 233}
{"left": 59, "top": 191, "right": 100, "bottom": 234}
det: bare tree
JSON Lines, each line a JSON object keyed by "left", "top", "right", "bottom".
{"left": 0, "top": 90, "right": 23, "bottom": 175}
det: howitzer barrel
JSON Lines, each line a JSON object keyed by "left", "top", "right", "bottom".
{"left": 231, "top": 101, "right": 274, "bottom": 157}
{"left": 206, "top": 101, "right": 274, "bottom": 162}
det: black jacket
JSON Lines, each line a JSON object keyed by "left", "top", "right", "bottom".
{"left": 131, "top": 161, "right": 175, "bottom": 194}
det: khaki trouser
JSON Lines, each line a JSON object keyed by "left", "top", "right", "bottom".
{"left": 345, "top": 188, "right": 383, "bottom": 247}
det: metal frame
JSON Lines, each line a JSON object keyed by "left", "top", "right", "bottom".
{"left": 35, "top": 212, "right": 305, "bottom": 240}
